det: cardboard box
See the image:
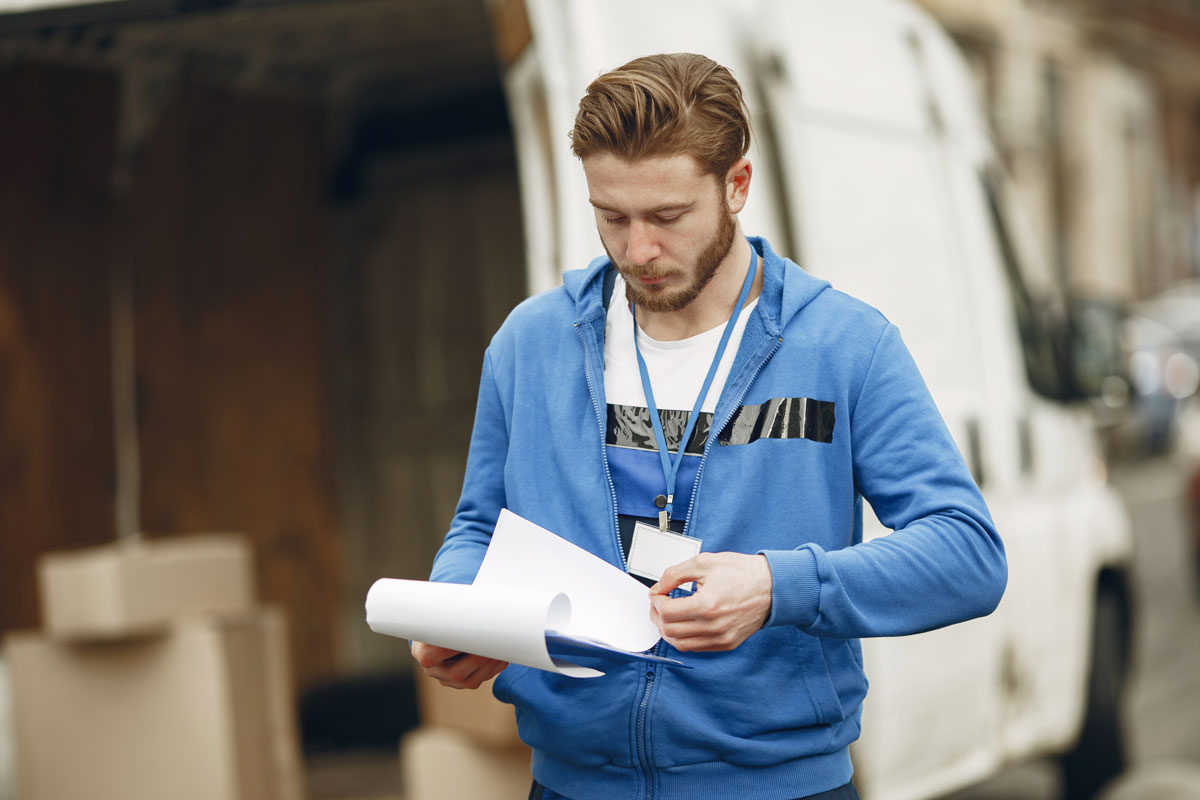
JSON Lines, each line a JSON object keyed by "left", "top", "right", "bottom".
{"left": 0, "top": 655, "right": 13, "bottom": 800}
{"left": 402, "top": 726, "right": 531, "bottom": 800}
{"left": 5, "top": 608, "right": 303, "bottom": 800}
{"left": 37, "top": 534, "right": 254, "bottom": 640}
{"left": 416, "top": 671, "right": 521, "bottom": 747}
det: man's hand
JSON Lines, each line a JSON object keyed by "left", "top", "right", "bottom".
{"left": 410, "top": 642, "right": 508, "bottom": 689}
{"left": 649, "top": 552, "right": 773, "bottom": 652}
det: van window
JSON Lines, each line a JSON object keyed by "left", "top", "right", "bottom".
{"left": 979, "top": 167, "right": 1069, "bottom": 401}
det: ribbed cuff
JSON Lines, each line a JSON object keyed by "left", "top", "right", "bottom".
{"left": 758, "top": 547, "right": 821, "bottom": 628}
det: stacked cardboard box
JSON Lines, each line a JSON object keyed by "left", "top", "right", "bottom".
{"left": 3, "top": 535, "right": 304, "bottom": 800}
{"left": 37, "top": 534, "right": 255, "bottom": 640}
{"left": 0, "top": 656, "right": 12, "bottom": 800}
{"left": 415, "top": 668, "right": 521, "bottom": 748}
{"left": 401, "top": 672, "right": 532, "bottom": 800}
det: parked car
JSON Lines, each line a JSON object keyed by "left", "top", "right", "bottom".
{"left": 1123, "top": 281, "right": 1200, "bottom": 604}
{"left": 1172, "top": 386, "right": 1200, "bottom": 595}
{"left": 1124, "top": 282, "right": 1200, "bottom": 453}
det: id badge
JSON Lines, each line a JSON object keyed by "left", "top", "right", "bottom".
{"left": 628, "top": 521, "right": 702, "bottom": 585}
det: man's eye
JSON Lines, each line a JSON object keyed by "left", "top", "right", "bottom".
{"left": 603, "top": 216, "right": 626, "bottom": 226}
{"left": 656, "top": 215, "right": 682, "bottom": 224}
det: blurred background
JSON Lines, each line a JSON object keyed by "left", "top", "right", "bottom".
{"left": 0, "top": 0, "right": 1198, "bottom": 799}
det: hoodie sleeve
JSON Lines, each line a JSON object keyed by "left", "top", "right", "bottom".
{"left": 427, "top": 349, "right": 508, "bottom": 585}
{"left": 761, "top": 323, "right": 1007, "bottom": 637}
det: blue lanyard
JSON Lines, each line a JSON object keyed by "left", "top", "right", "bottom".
{"left": 632, "top": 248, "right": 758, "bottom": 530}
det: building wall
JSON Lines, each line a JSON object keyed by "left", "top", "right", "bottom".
{"left": 0, "top": 61, "right": 343, "bottom": 689}
{"left": 0, "top": 62, "right": 119, "bottom": 634}
{"left": 0, "top": 52, "right": 526, "bottom": 684}
{"left": 124, "top": 80, "right": 343, "bottom": 688}
{"left": 919, "top": 0, "right": 1200, "bottom": 299}
{"left": 330, "top": 138, "right": 527, "bottom": 671}
{"left": 1072, "top": 57, "right": 1164, "bottom": 298}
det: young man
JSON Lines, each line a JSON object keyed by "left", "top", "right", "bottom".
{"left": 412, "top": 53, "right": 1007, "bottom": 800}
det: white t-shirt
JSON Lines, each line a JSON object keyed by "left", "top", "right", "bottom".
{"left": 601, "top": 272, "right": 759, "bottom": 525}
{"left": 604, "top": 273, "right": 758, "bottom": 414}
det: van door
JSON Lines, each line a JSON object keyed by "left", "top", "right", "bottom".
{"left": 756, "top": 1, "right": 1005, "bottom": 796}
{"left": 912, "top": 13, "right": 1126, "bottom": 759}
{"left": 968, "top": 161, "right": 1118, "bottom": 758}
{"left": 905, "top": 7, "right": 1093, "bottom": 761}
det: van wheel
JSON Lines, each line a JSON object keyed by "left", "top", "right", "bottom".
{"left": 1060, "top": 584, "right": 1129, "bottom": 800}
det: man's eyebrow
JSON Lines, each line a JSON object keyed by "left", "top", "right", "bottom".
{"left": 588, "top": 200, "right": 694, "bottom": 214}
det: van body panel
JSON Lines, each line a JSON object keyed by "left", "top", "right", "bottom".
{"left": 498, "top": 1, "right": 1135, "bottom": 797}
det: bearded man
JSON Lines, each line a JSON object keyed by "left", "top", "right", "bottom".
{"left": 412, "top": 52, "right": 1007, "bottom": 800}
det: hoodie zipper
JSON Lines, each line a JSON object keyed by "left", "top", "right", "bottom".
{"left": 578, "top": 314, "right": 660, "bottom": 798}
{"left": 578, "top": 316, "right": 657, "bottom": 799}
{"left": 638, "top": 334, "right": 781, "bottom": 800}
{"left": 578, "top": 314, "right": 782, "bottom": 800}
{"left": 635, "top": 333, "right": 782, "bottom": 800}
{"left": 635, "top": 656, "right": 659, "bottom": 800}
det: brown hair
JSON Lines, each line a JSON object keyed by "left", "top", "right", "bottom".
{"left": 569, "top": 53, "right": 752, "bottom": 178}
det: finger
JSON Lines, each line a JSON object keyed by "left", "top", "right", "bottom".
{"left": 650, "top": 594, "right": 687, "bottom": 628}
{"left": 412, "top": 642, "right": 464, "bottom": 670}
{"left": 460, "top": 656, "right": 505, "bottom": 685}
{"left": 665, "top": 635, "right": 730, "bottom": 653}
{"left": 657, "top": 617, "right": 719, "bottom": 640}
{"left": 663, "top": 626, "right": 751, "bottom": 652}
{"left": 649, "top": 557, "right": 705, "bottom": 595}
{"left": 650, "top": 560, "right": 697, "bottom": 595}
{"left": 650, "top": 593, "right": 709, "bottom": 625}
{"left": 435, "top": 653, "right": 494, "bottom": 683}
{"left": 462, "top": 661, "right": 506, "bottom": 689}
{"left": 442, "top": 657, "right": 509, "bottom": 689}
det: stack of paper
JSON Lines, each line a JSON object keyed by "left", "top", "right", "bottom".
{"left": 365, "top": 510, "right": 688, "bottom": 676}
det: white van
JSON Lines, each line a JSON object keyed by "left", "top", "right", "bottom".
{"left": 0, "top": 0, "right": 1134, "bottom": 797}
{"left": 491, "top": 0, "right": 1135, "bottom": 798}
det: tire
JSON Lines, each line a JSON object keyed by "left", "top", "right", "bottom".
{"left": 1060, "top": 583, "right": 1130, "bottom": 800}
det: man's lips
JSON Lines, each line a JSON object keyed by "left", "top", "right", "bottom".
{"left": 623, "top": 269, "right": 676, "bottom": 285}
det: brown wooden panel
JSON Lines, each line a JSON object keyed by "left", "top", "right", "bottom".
{"left": 333, "top": 137, "right": 527, "bottom": 669}
{"left": 126, "top": 82, "right": 342, "bottom": 687}
{"left": 0, "top": 62, "right": 118, "bottom": 633}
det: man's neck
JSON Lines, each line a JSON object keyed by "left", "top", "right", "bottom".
{"left": 634, "top": 237, "right": 761, "bottom": 342}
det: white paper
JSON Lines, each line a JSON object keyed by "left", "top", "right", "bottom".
{"left": 365, "top": 509, "right": 662, "bottom": 677}
{"left": 364, "top": 580, "right": 576, "bottom": 672}
{"left": 475, "top": 510, "right": 662, "bottom": 652}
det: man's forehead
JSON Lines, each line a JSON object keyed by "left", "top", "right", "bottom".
{"left": 583, "top": 151, "right": 708, "bottom": 180}
{"left": 583, "top": 152, "right": 718, "bottom": 212}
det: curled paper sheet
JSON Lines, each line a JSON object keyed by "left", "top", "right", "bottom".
{"left": 364, "top": 580, "right": 595, "bottom": 676}
{"left": 365, "top": 509, "right": 663, "bottom": 677}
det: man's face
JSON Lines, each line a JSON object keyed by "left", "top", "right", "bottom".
{"left": 583, "top": 153, "right": 738, "bottom": 314}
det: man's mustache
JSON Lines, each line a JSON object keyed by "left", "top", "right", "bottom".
{"left": 619, "top": 266, "right": 681, "bottom": 281}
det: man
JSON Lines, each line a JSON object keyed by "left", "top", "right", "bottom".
{"left": 412, "top": 53, "right": 1006, "bottom": 800}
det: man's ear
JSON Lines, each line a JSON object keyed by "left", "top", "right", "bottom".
{"left": 725, "top": 157, "right": 752, "bottom": 214}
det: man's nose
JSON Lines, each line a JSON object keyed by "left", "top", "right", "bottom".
{"left": 626, "top": 219, "right": 660, "bottom": 266}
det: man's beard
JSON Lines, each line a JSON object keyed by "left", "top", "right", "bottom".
{"left": 608, "top": 207, "right": 737, "bottom": 314}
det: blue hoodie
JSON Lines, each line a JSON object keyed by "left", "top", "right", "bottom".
{"left": 430, "top": 237, "right": 1006, "bottom": 800}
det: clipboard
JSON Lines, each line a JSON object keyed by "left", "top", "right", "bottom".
{"left": 545, "top": 631, "right": 690, "bottom": 669}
